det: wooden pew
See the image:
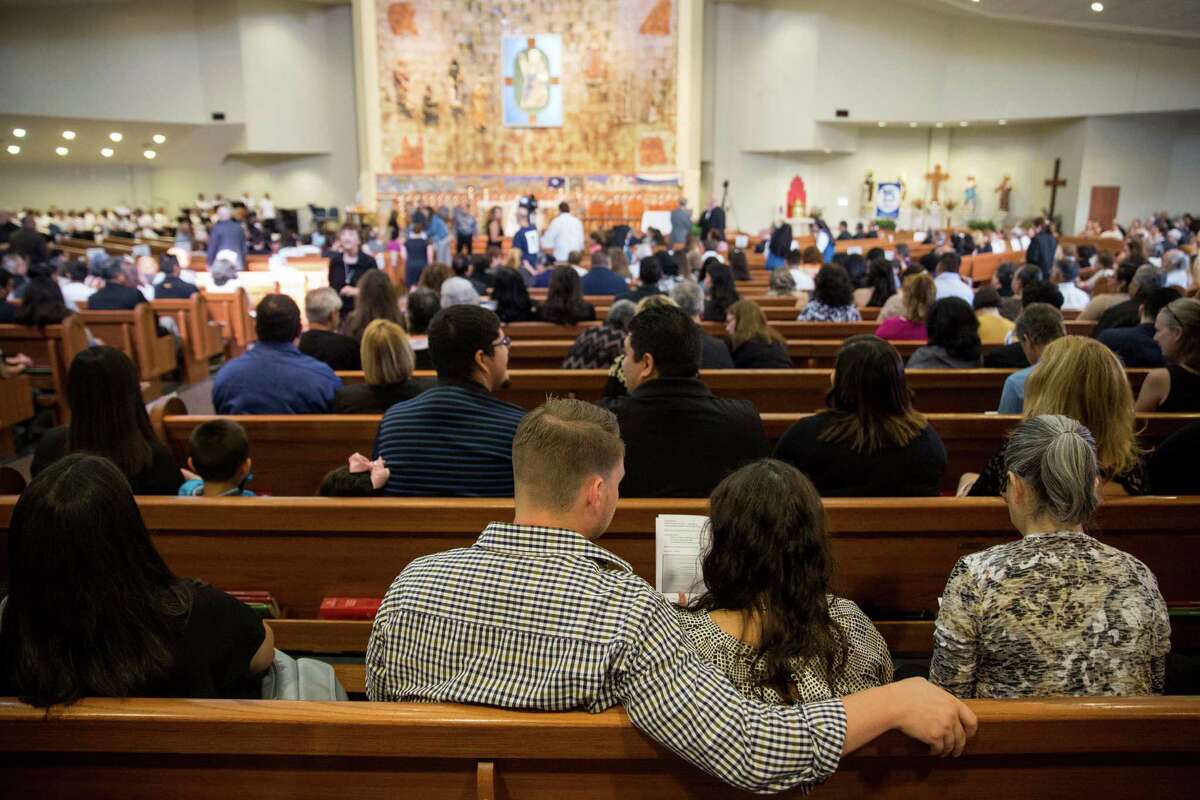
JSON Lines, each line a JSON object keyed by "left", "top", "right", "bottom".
{"left": 150, "top": 409, "right": 1189, "bottom": 498}
{"left": 3, "top": 696, "right": 1197, "bottom": 800}
{"left": 77, "top": 304, "right": 177, "bottom": 385}
{"left": 0, "top": 317, "right": 88, "bottom": 423}
{"left": 152, "top": 294, "right": 227, "bottom": 383}
{"left": 0, "top": 374, "right": 34, "bottom": 455}
{"left": 201, "top": 288, "right": 256, "bottom": 357}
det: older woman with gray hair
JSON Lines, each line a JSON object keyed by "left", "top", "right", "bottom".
{"left": 931, "top": 414, "right": 1170, "bottom": 699}
{"left": 440, "top": 276, "right": 481, "bottom": 308}
{"left": 562, "top": 299, "right": 635, "bottom": 369}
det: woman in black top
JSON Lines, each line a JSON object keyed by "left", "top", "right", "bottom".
{"left": 16, "top": 270, "right": 72, "bottom": 327}
{"left": 774, "top": 335, "right": 947, "bottom": 496}
{"left": 342, "top": 269, "right": 405, "bottom": 341}
{"left": 0, "top": 454, "right": 273, "bottom": 706}
{"left": 859, "top": 257, "right": 897, "bottom": 308}
{"left": 536, "top": 266, "right": 595, "bottom": 325}
{"left": 492, "top": 267, "right": 535, "bottom": 323}
{"left": 1136, "top": 297, "right": 1200, "bottom": 412}
{"left": 703, "top": 259, "right": 740, "bottom": 322}
{"left": 332, "top": 319, "right": 434, "bottom": 413}
{"left": 485, "top": 206, "right": 505, "bottom": 250}
{"left": 725, "top": 300, "right": 793, "bottom": 368}
{"left": 32, "top": 347, "right": 183, "bottom": 495}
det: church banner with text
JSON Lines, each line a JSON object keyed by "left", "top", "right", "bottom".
{"left": 875, "top": 182, "right": 902, "bottom": 220}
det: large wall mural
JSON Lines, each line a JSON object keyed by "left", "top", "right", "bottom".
{"left": 376, "top": 0, "right": 679, "bottom": 223}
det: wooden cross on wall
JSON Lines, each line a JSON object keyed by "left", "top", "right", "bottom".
{"left": 1044, "top": 158, "right": 1068, "bottom": 219}
{"left": 925, "top": 164, "right": 949, "bottom": 202}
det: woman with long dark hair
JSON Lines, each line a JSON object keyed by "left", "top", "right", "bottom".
{"left": 0, "top": 454, "right": 273, "bottom": 706}
{"left": 774, "top": 335, "right": 947, "bottom": 496}
{"left": 855, "top": 257, "right": 897, "bottom": 309}
{"left": 765, "top": 221, "right": 792, "bottom": 271}
{"left": 342, "top": 269, "right": 405, "bottom": 340}
{"left": 907, "top": 297, "right": 982, "bottom": 368}
{"left": 536, "top": 266, "right": 596, "bottom": 325}
{"left": 725, "top": 300, "right": 792, "bottom": 368}
{"left": 16, "top": 270, "right": 72, "bottom": 327}
{"left": 675, "top": 459, "right": 893, "bottom": 703}
{"left": 31, "top": 347, "right": 183, "bottom": 494}
{"left": 702, "top": 259, "right": 740, "bottom": 322}
{"left": 491, "top": 266, "right": 535, "bottom": 323}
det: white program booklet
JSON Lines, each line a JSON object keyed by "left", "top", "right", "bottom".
{"left": 655, "top": 514, "right": 710, "bottom": 598}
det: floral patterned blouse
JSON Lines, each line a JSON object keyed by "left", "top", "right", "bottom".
{"left": 797, "top": 301, "right": 862, "bottom": 322}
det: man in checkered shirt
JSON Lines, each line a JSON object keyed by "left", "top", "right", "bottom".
{"left": 367, "top": 399, "right": 976, "bottom": 793}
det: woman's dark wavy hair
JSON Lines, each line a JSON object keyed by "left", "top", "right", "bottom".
{"left": 16, "top": 271, "right": 72, "bottom": 328}
{"left": 540, "top": 266, "right": 591, "bottom": 325}
{"left": 344, "top": 269, "right": 405, "bottom": 340}
{"left": 491, "top": 267, "right": 534, "bottom": 323}
{"left": 705, "top": 259, "right": 740, "bottom": 319}
{"left": 864, "top": 258, "right": 896, "bottom": 308}
{"left": 926, "top": 297, "right": 982, "bottom": 362}
{"left": 822, "top": 335, "right": 926, "bottom": 452}
{"left": 813, "top": 265, "right": 855, "bottom": 308}
{"left": 4, "top": 454, "right": 191, "bottom": 707}
{"left": 842, "top": 253, "right": 867, "bottom": 288}
{"left": 689, "top": 459, "right": 848, "bottom": 702}
{"left": 66, "top": 346, "right": 161, "bottom": 477}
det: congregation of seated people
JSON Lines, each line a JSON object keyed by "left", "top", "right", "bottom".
{"left": 2, "top": 201, "right": 1199, "bottom": 794}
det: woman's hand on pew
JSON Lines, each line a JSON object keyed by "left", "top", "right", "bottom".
{"left": 956, "top": 473, "right": 979, "bottom": 497}
{"left": 840, "top": 677, "right": 978, "bottom": 758}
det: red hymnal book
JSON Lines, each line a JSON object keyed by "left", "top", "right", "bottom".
{"left": 319, "top": 597, "right": 382, "bottom": 620}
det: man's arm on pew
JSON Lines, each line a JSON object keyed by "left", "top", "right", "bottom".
{"left": 841, "top": 677, "right": 978, "bottom": 758}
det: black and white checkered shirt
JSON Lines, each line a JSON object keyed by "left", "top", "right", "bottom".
{"left": 366, "top": 522, "right": 846, "bottom": 794}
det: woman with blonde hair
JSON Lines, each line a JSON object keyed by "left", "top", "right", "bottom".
{"left": 1135, "top": 297, "right": 1200, "bottom": 412}
{"left": 725, "top": 300, "right": 792, "bottom": 368}
{"left": 876, "top": 272, "right": 934, "bottom": 341}
{"left": 962, "top": 336, "right": 1145, "bottom": 496}
{"left": 331, "top": 319, "right": 434, "bottom": 413}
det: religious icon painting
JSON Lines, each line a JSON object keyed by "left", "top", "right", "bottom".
{"left": 502, "top": 34, "right": 563, "bottom": 128}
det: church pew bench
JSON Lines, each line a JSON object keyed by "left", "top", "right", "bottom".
{"left": 77, "top": 304, "right": 177, "bottom": 386}
{"left": 1062, "top": 236, "right": 1128, "bottom": 255}
{"left": 3, "top": 495, "right": 1189, "bottom": 625}
{"left": 0, "top": 318, "right": 88, "bottom": 424}
{"left": 2, "top": 696, "right": 1196, "bottom": 800}
{"left": 151, "top": 294, "right": 228, "bottom": 384}
{"left": 501, "top": 320, "right": 1095, "bottom": 342}
{"left": 0, "top": 374, "right": 34, "bottom": 455}
{"left": 152, "top": 400, "right": 1182, "bottom": 497}
{"left": 200, "top": 288, "right": 256, "bottom": 358}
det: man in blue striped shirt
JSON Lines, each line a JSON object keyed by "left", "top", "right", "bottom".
{"left": 372, "top": 304, "right": 525, "bottom": 496}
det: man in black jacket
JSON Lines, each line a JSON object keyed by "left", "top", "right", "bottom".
{"left": 7, "top": 216, "right": 48, "bottom": 266}
{"left": 88, "top": 257, "right": 146, "bottom": 310}
{"left": 601, "top": 305, "right": 768, "bottom": 497}
{"left": 1024, "top": 217, "right": 1057, "bottom": 280}
{"left": 983, "top": 280, "right": 1063, "bottom": 369}
{"left": 1093, "top": 264, "right": 1166, "bottom": 337}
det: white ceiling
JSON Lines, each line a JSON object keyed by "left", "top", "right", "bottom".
{"left": 0, "top": 114, "right": 244, "bottom": 167}
{"left": 918, "top": 0, "right": 1200, "bottom": 44}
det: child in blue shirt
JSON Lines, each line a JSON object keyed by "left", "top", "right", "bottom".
{"left": 178, "top": 419, "right": 256, "bottom": 497}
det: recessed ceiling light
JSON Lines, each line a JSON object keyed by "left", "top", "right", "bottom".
{"left": 11, "top": 128, "right": 25, "bottom": 138}
{"left": 878, "top": 121, "right": 887, "bottom": 128}
{"left": 143, "top": 149, "right": 156, "bottom": 159}
{"left": 6, "top": 145, "right": 19, "bottom": 155}
{"left": 998, "top": 119, "right": 1007, "bottom": 126}
{"left": 935, "top": 122, "right": 945, "bottom": 128}
{"left": 909, "top": 122, "right": 918, "bottom": 128}
{"left": 100, "top": 147, "right": 114, "bottom": 158}
{"left": 1091, "top": 2, "right": 1104, "bottom": 11}
{"left": 823, "top": 148, "right": 832, "bottom": 154}
{"left": 55, "top": 146, "right": 69, "bottom": 156}
{"left": 109, "top": 132, "right": 123, "bottom": 142}
{"left": 152, "top": 133, "right": 166, "bottom": 144}
{"left": 61, "top": 130, "right": 75, "bottom": 140}
{"left": 960, "top": 121, "right": 969, "bottom": 127}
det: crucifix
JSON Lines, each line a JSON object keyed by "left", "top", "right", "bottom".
{"left": 925, "top": 163, "right": 949, "bottom": 203}
{"left": 1044, "top": 158, "right": 1067, "bottom": 219}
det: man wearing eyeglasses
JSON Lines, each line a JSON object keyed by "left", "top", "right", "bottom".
{"left": 372, "top": 304, "right": 524, "bottom": 496}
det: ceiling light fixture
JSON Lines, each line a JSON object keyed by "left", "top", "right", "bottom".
{"left": 878, "top": 121, "right": 887, "bottom": 127}
{"left": 935, "top": 122, "right": 945, "bottom": 128}
{"left": 152, "top": 133, "right": 166, "bottom": 144}
{"left": 61, "top": 130, "right": 75, "bottom": 140}
{"left": 12, "top": 128, "right": 25, "bottom": 138}
{"left": 960, "top": 121, "right": 969, "bottom": 127}
{"left": 101, "top": 147, "right": 114, "bottom": 158}
{"left": 823, "top": 148, "right": 832, "bottom": 154}
{"left": 143, "top": 149, "right": 156, "bottom": 159}
{"left": 6, "top": 145, "right": 19, "bottom": 155}
{"left": 998, "top": 119, "right": 1007, "bottom": 126}
{"left": 909, "top": 122, "right": 918, "bottom": 128}
{"left": 55, "top": 146, "right": 69, "bottom": 156}
{"left": 109, "top": 132, "right": 123, "bottom": 142}
{"left": 1091, "top": 2, "right": 1104, "bottom": 12}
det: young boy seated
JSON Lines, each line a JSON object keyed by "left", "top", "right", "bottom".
{"left": 179, "top": 419, "right": 256, "bottom": 497}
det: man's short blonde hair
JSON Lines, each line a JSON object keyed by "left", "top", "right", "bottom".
{"left": 513, "top": 398, "right": 625, "bottom": 511}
